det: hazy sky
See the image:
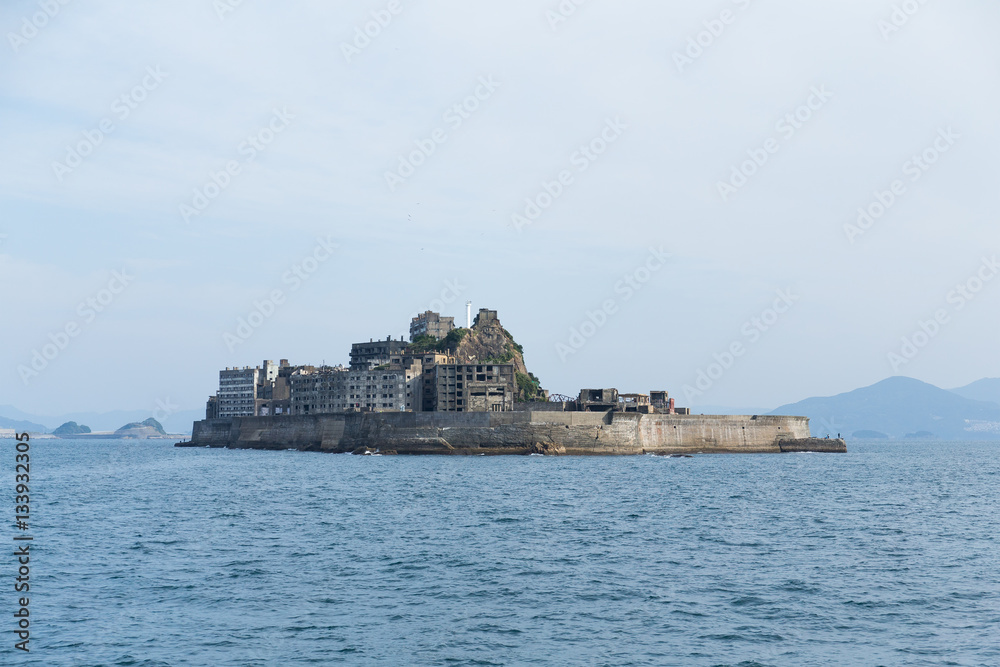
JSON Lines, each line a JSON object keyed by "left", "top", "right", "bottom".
{"left": 2, "top": 0, "right": 998, "bottom": 417}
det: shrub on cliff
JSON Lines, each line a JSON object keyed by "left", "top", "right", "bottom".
{"left": 516, "top": 372, "right": 542, "bottom": 402}
{"left": 409, "top": 329, "right": 469, "bottom": 354}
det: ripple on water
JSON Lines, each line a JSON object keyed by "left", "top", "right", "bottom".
{"left": 11, "top": 439, "right": 1000, "bottom": 666}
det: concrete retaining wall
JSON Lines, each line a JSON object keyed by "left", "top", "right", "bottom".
{"left": 637, "top": 414, "right": 811, "bottom": 453}
{"left": 181, "top": 410, "right": 842, "bottom": 454}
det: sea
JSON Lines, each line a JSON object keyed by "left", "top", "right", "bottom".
{"left": 2, "top": 438, "right": 998, "bottom": 666}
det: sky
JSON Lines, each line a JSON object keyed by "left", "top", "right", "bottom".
{"left": 1, "top": 0, "right": 998, "bottom": 419}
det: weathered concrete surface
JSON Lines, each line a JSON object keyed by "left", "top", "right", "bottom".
{"left": 778, "top": 437, "right": 848, "bottom": 453}
{"left": 178, "top": 411, "right": 845, "bottom": 454}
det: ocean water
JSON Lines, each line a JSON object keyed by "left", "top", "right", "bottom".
{"left": 3, "top": 438, "right": 999, "bottom": 666}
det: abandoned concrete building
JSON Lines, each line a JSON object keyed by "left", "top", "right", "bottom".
{"left": 431, "top": 363, "right": 517, "bottom": 412}
{"left": 289, "top": 362, "right": 423, "bottom": 414}
{"left": 576, "top": 388, "right": 687, "bottom": 414}
{"left": 410, "top": 311, "right": 455, "bottom": 341}
{"left": 349, "top": 337, "right": 411, "bottom": 370}
{"left": 204, "top": 309, "right": 687, "bottom": 418}
{"left": 213, "top": 359, "right": 294, "bottom": 418}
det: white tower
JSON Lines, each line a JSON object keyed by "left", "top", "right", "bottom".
{"left": 466, "top": 301, "right": 472, "bottom": 328}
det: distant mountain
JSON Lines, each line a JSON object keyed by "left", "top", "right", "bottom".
{"left": 52, "top": 421, "right": 91, "bottom": 435}
{"left": 770, "top": 377, "right": 1000, "bottom": 440}
{"left": 685, "top": 405, "right": 773, "bottom": 416}
{"left": 0, "top": 405, "right": 199, "bottom": 434}
{"left": 853, "top": 430, "right": 889, "bottom": 439}
{"left": 0, "top": 415, "right": 49, "bottom": 433}
{"left": 949, "top": 378, "right": 1000, "bottom": 407}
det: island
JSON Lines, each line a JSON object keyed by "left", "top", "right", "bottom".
{"left": 115, "top": 418, "right": 167, "bottom": 439}
{"left": 178, "top": 308, "right": 846, "bottom": 455}
{"left": 52, "top": 421, "right": 92, "bottom": 435}
{"left": 51, "top": 417, "right": 177, "bottom": 439}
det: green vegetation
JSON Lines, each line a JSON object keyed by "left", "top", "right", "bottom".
{"left": 52, "top": 421, "right": 91, "bottom": 435}
{"left": 502, "top": 328, "right": 524, "bottom": 355}
{"left": 483, "top": 348, "right": 515, "bottom": 364}
{"left": 407, "top": 334, "right": 439, "bottom": 353}
{"left": 484, "top": 328, "right": 523, "bottom": 364}
{"left": 516, "top": 372, "right": 542, "bottom": 402}
{"left": 442, "top": 327, "right": 468, "bottom": 349}
{"left": 408, "top": 328, "right": 469, "bottom": 354}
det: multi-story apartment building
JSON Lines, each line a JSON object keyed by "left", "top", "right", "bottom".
{"left": 217, "top": 366, "right": 260, "bottom": 417}
{"left": 289, "top": 366, "right": 350, "bottom": 415}
{"left": 432, "top": 363, "right": 516, "bottom": 412}
{"left": 345, "top": 363, "right": 420, "bottom": 412}
{"left": 289, "top": 360, "right": 424, "bottom": 414}
{"left": 213, "top": 359, "right": 292, "bottom": 418}
{"left": 349, "top": 337, "right": 410, "bottom": 370}
{"left": 256, "top": 359, "right": 293, "bottom": 416}
{"left": 410, "top": 311, "right": 455, "bottom": 341}
{"left": 408, "top": 352, "right": 455, "bottom": 412}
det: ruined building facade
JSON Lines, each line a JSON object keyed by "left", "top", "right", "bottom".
{"left": 410, "top": 311, "right": 455, "bottom": 341}
{"left": 203, "top": 308, "right": 685, "bottom": 419}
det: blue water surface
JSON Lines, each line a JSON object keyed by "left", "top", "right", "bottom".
{"left": 2, "top": 438, "right": 998, "bottom": 666}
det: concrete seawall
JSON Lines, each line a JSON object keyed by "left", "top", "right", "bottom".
{"left": 178, "top": 411, "right": 845, "bottom": 454}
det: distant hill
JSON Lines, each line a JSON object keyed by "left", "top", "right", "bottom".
{"left": 52, "top": 421, "right": 91, "bottom": 435}
{"left": 0, "top": 405, "right": 199, "bottom": 434}
{"left": 853, "top": 430, "right": 889, "bottom": 439}
{"left": 115, "top": 418, "right": 167, "bottom": 438}
{"left": 949, "top": 378, "right": 1000, "bottom": 407}
{"left": 0, "top": 415, "right": 48, "bottom": 433}
{"left": 684, "top": 405, "right": 773, "bottom": 416}
{"left": 770, "top": 377, "right": 1000, "bottom": 440}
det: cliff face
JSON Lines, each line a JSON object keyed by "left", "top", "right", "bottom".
{"left": 453, "top": 318, "right": 523, "bottom": 369}
{"left": 447, "top": 315, "right": 543, "bottom": 401}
